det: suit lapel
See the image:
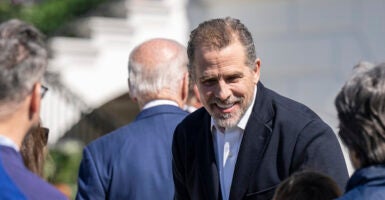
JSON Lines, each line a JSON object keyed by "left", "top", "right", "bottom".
{"left": 229, "top": 83, "right": 273, "bottom": 200}
{"left": 197, "top": 112, "right": 222, "bottom": 200}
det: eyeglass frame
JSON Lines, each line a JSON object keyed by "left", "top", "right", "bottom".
{"left": 40, "top": 84, "right": 48, "bottom": 98}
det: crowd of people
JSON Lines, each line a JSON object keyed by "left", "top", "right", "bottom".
{"left": 1, "top": 17, "right": 385, "bottom": 200}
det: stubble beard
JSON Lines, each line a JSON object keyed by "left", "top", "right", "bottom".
{"left": 209, "top": 96, "right": 249, "bottom": 129}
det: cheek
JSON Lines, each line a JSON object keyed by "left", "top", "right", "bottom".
{"left": 231, "top": 84, "right": 248, "bottom": 97}
{"left": 232, "top": 81, "right": 255, "bottom": 99}
{"left": 197, "top": 86, "right": 212, "bottom": 102}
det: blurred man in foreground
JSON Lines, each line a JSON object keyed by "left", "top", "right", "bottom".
{"left": 0, "top": 19, "right": 67, "bottom": 199}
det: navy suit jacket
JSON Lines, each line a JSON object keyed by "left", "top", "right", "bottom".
{"left": 0, "top": 145, "right": 67, "bottom": 200}
{"left": 172, "top": 82, "right": 349, "bottom": 200}
{"left": 76, "top": 105, "right": 188, "bottom": 200}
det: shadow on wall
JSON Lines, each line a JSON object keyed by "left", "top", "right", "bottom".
{"left": 59, "top": 93, "right": 140, "bottom": 145}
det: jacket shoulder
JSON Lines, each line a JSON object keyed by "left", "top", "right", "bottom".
{"left": 259, "top": 86, "right": 328, "bottom": 134}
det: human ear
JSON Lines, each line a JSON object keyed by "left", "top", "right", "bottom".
{"left": 181, "top": 72, "right": 189, "bottom": 104}
{"left": 29, "top": 83, "right": 41, "bottom": 122}
{"left": 253, "top": 58, "right": 261, "bottom": 84}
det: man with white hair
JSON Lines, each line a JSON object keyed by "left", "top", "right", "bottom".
{"left": 76, "top": 38, "right": 189, "bottom": 200}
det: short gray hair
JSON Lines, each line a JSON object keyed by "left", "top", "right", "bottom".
{"left": 0, "top": 19, "right": 47, "bottom": 114}
{"left": 128, "top": 40, "right": 188, "bottom": 102}
{"left": 335, "top": 62, "right": 385, "bottom": 167}
{"left": 187, "top": 17, "right": 256, "bottom": 80}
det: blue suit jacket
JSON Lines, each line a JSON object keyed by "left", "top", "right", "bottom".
{"left": 0, "top": 145, "right": 67, "bottom": 200}
{"left": 337, "top": 165, "right": 385, "bottom": 200}
{"left": 0, "top": 149, "right": 26, "bottom": 200}
{"left": 76, "top": 105, "right": 188, "bottom": 200}
{"left": 173, "top": 82, "right": 349, "bottom": 200}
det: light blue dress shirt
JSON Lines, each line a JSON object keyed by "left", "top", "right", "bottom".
{"left": 211, "top": 86, "right": 257, "bottom": 200}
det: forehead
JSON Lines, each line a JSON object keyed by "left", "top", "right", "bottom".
{"left": 193, "top": 42, "right": 248, "bottom": 75}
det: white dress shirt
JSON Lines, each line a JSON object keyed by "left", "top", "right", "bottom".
{"left": 142, "top": 99, "right": 179, "bottom": 110}
{"left": 0, "top": 135, "right": 19, "bottom": 151}
{"left": 211, "top": 86, "right": 257, "bottom": 200}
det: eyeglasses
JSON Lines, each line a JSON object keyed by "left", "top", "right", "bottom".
{"left": 40, "top": 85, "right": 48, "bottom": 98}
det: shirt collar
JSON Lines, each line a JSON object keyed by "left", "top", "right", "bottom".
{"left": 211, "top": 85, "right": 257, "bottom": 132}
{"left": 142, "top": 99, "right": 179, "bottom": 110}
{"left": 0, "top": 135, "right": 19, "bottom": 151}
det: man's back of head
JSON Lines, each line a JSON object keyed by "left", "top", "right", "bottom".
{"left": 273, "top": 170, "right": 342, "bottom": 200}
{"left": 336, "top": 62, "right": 385, "bottom": 169}
{"left": 0, "top": 19, "right": 67, "bottom": 200}
{"left": 0, "top": 19, "right": 47, "bottom": 147}
{"left": 128, "top": 38, "right": 189, "bottom": 108}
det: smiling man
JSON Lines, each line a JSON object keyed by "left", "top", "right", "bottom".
{"left": 172, "top": 17, "right": 349, "bottom": 200}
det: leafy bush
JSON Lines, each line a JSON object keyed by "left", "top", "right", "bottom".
{"left": 44, "top": 139, "right": 83, "bottom": 199}
{"left": 0, "top": 0, "right": 106, "bottom": 36}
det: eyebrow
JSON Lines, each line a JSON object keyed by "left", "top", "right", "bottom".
{"left": 199, "top": 71, "right": 244, "bottom": 82}
{"left": 199, "top": 75, "right": 217, "bottom": 82}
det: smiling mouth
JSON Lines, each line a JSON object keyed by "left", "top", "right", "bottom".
{"left": 214, "top": 103, "right": 236, "bottom": 113}
{"left": 216, "top": 103, "right": 234, "bottom": 109}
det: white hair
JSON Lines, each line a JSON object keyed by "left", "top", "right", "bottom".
{"left": 128, "top": 42, "right": 188, "bottom": 102}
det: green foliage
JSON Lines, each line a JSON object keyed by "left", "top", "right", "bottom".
{"left": 0, "top": 3, "right": 20, "bottom": 21}
{"left": 0, "top": 0, "right": 106, "bottom": 36}
{"left": 44, "top": 140, "right": 83, "bottom": 199}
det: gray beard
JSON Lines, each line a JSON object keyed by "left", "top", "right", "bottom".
{"left": 213, "top": 110, "right": 243, "bottom": 129}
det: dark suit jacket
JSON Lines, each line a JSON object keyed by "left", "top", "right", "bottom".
{"left": 76, "top": 105, "right": 188, "bottom": 200}
{"left": 0, "top": 145, "right": 67, "bottom": 200}
{"left": 172, "top": 82, "right": 349, "bottom": 200}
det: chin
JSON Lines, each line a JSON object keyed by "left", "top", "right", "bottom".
{"left": 214, "top": 115, "right": 240, "bottom": 129}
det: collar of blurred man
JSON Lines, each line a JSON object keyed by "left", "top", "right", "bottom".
{"left": 0, "top": 135, "right": 19, "bottom": 151}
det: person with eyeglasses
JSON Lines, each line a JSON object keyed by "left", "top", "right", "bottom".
{"left": 0, "top": 19, "right": 67, "bottom": 199}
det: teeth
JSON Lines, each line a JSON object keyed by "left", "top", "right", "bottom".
{"left": 216, "top": 103, "right": 234, "bottom": 109}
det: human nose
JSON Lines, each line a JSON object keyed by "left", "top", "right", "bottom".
{"left": 214, "top": 80, "right": 231, "bottom": 100}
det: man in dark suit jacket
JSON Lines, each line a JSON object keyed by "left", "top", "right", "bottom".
{"left": 0, "top": 19, "right": 67, "bottom": 199}
{"left": 76, "top": 38, "right": 190, "bottom": 200}
{"left": 172, "top": 17, "right": 349, "bottom": 200}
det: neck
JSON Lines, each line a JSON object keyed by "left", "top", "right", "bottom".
{"left": 0, "top": 105, "right": 33, "bottom": 149}
{"left": 138, "top": 91, "right": 184, "bottom": 110}
{"left": 0, "top": 123, "right": 28, "bottom": 149}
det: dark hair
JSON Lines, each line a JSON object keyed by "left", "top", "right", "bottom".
{"left": 335, "top": 62, "right": 385, "bottom": 168}
{"left": 0, "top": 19, "right": 47, "bottom": 107}
{"left": 21, "top": 122, "right": 49, "bottom": 177}
{"left": 187, "top": 17, "right": 256, "bottom": 80}
{"left": 273, "top": 170, "right": 342, "bottom": 200}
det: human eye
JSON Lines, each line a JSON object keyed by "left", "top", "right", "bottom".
{"left": 201, "top": 78, "right": 217, "bottom": 86}
{"left": 226, "top": 74, "right": 242, "bottom": 83}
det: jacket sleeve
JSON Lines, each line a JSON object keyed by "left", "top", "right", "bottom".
{"left": 291, "top": 119, "right": 349, "bottom": 191}
{"left": 172, "top": 125, "right": 191, "bottom": 200}
{"left": 76, "top": 147, "right": 105, "bottom": 200}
